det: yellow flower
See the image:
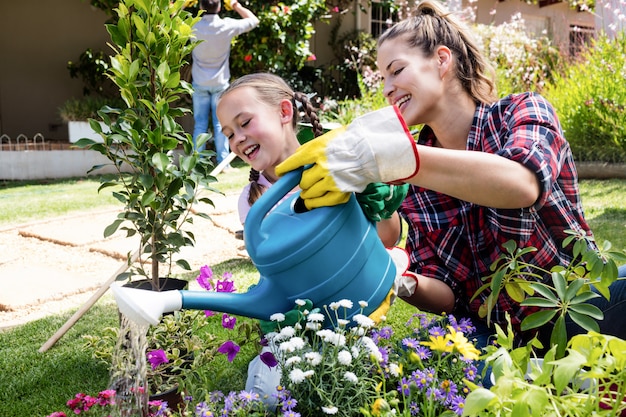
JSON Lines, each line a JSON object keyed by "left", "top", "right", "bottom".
{"left": 445, "top": 326, "right": 481, "bottom": 361}
{"left": 371, "top": 398, "right": 390, "bottom": 416}
{"left": 421, "top": 334, "right": 452, "bottom": 353}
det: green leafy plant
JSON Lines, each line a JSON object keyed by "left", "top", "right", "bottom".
{"left": 542, "top": 32, "right": 626, "bottom": 163}
{"left": 82, "top": 266, "right": 260, "bottom": 401}
{"left": 75, "top": 0, "right": 217, "bottom": 288}
{"left": 463, "top": 317, "right": 626, "bottom": 416}
{"left": 472, "top": 230, "right": 626, "bottom": 358}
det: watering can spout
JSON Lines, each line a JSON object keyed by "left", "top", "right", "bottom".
{"left": 111, "top": 279, "right": 292, "bottom": 326}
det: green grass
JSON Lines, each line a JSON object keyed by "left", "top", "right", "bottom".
{"left": 1, "top": 177, "right": 625, "bottom": 417}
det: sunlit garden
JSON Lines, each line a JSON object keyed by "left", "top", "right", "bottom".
{"left": 1, "top": 0, "right": 625, "bottom": 416}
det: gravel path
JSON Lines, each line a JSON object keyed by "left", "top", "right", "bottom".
{"left": 0, "top": 191, "right": 247, "bottom": 330}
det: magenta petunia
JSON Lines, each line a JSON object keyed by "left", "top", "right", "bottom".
{"left": 222, "top": 313, "right": 237, "bottom": 330}
{"left": 196, "top": 265, "right": 214, "bottom": 291}
{"left": 217, "top": 340, "right": 240, "bottom": 362}
{"left": 147, "top": 349, "right": 169, "bottom": 370}
{"left": 216, "top": 278, "right": 236, "bottom": 293}
{"left": 260, "top": 351, "right": 279, "bottom": 368}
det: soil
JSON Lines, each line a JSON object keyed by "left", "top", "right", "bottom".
{"left": 0, "top": 191, "right": 247, "bottom": 331}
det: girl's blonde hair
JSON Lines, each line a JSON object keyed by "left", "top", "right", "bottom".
{"left": 378, "top": 1, "right": 497, "bottom": 104}
{"left": 221, "top": 73, "right": 323, "bottom": 206}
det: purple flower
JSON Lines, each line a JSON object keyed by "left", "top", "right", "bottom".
{"left": 216, "top": 277, "right": 236, "bottom": 293}
{"left": 196, "top": 265, "right": 214, "bottom": 290}
{"left": 402, "top": 337, "right": 419, "bottom": 349}
{"left": 415, "top": 345, "right": 432, "bottom": 360}
{"left": 147, "top": 349, "right": 169, "bottom": 370}
{"left": 281, "top": 396, "right": 298, "bottom": 411}
{"left": 260, "top": 351, "right": 279, "bottom": 368}
{"left": 398, "top": 376, "right": 411, "bottom": 396}
{"left": 222, "top": 313, "right": 236, "bottom": 330}
{"left": 450, "top": 395, "right": 466, "bottom": 415}
{"left": 217, "top": 340, "right": 240, "bottom": 362}
{"left": 428, "top": 326, "right": 446, "bottom": 337}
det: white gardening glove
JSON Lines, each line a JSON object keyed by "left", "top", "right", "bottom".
{"left": 276, "top": 106, "right": 419, "bottom": 210}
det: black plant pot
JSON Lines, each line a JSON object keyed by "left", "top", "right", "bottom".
{"left": 149, "top": 384, "right": 185, "bottom": 413}
{"left": 124, "top": 277, "right": 188, "bottom": 292}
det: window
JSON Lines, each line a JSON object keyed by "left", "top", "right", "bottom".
{"left": 370, "top": 2, "right": 398, "bottom": 38}
{"left": 569, "top": 25, "right": 594, "bottom": 56}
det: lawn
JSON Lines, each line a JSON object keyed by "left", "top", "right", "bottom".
{"left": 0, "top": 173, "right": 624, "bottom": 417}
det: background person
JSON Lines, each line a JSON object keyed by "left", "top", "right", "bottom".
{"left": 275, "top": 1, "right": 626, "bottom": 348}
{"left": 191, "top": 0, "right": 258, "bottom": 168}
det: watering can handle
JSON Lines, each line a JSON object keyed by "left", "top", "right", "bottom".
{"left": 243, "top": 167, "right": 304, "bottom": 257}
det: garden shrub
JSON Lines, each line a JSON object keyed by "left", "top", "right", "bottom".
{"left": 542, "top": 33, "right": 626, "bottom": 163}
{"left": 472, "top": 14, "right": 563, "bottom": 96}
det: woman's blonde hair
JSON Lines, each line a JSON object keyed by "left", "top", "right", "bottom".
{"left": 378, "top": 1, "right": 497, "bottom": 104}
{"left": 221, "top": 73, "right": 323, "bottom": 206}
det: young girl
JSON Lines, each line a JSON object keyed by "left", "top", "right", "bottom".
{"left": 217, "top": 72, "right": 408, "bottom": 406}
{"left": 276, "top": 1, "right": 626, "bottom": 347}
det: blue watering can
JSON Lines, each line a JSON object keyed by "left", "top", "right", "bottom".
{"left": 111, "top": 167, "right": 397, "bottom": 326}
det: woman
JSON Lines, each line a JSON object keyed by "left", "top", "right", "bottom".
{"left": 276, "top": 1, "right": 626, "bottom": 346}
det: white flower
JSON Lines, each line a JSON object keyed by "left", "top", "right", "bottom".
{"left": 277, "top": 326, "right": 295, "bottom": 340}
{"left": 308, "top": 312, "right": 325, "bottom": 322}
{"left": 389, "top": 363, "right": 401, "bottom": 377}
{"left": 322, "top": 405, "right": 339, "bottom": 414}
{"left": 337, "top": 299, "right": 353, "bottom": 309}
{"left": 285, "top": 356, "right": 302, "bottom": 367}
{"left": 362, "top": 336, "right": 383, "bottom": 362}
{"left": 337, "top": 349, "right": 352, "bottom": 366}
{"left": 343, "top": 371, "right": 358, "bottom": 383}
{"left": 337, "top": 319, "right": 349, "bottom": 327}
{"left": 270, "top": 312, "right": 285, "bottom": 322}
{"left": 289, "top": 368, "right": 306, "bottom": 384}
{"left": 359, "top": 300, "right": 368, "bottom": 308}
{"left": 316, "top": 329, "right": 346, "bottom": 347}
{"left": 353, "top": 314, "right": 375, "bottom": 329}
{"left": 279, "top": 336, "right": 306, "bottom": 353}
{"left": 305, "top": 322, "right": 321, "bottom": 331}
{"left": 329, "top": 302, "right": 340, "bottom": 311}
{"left": 304, "top": 351, "right": 323, "bottom": 366}
{"left": 295, "top": 299, "right": 306, "bottom": 306}
{"left": 303, "top": 369, "right": 315, "bottom": 378}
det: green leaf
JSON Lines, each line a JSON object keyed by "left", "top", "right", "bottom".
{"left": 152, "top": 152, "right": 170, "bottom": 172}
{"left": 568, "top": 302, "right": 603, "bottom": 320}
{"left": 505, "top": 282, "right": 526, "bottom": 303}
{"left": 529, "top": 283, "right": 559, "bottom": 303}
{"left": 141, "top": 190, "right": 156, "bottom": 206}
{"left": 104, "top": 219, "right": 124, "bottom": 238}
{"left": 521, "top": 309, "right": 556, "bottom": 331}
{"left": 463, "top": 388, "right": 498, "bottom": 414}
{"left": 551, "top": 315, "right": 568, "bottom": 359}
{"left": 552, "top": 271, "right": 567, "bottom": 300}
{"left": 568, "top": 310, "right": 601, "bottom": 332}
{"left": 520, "top": 296, "right": 559, "bottom": 308}
{"left": 551, "top": 350, "right": 587, "bottom": 394}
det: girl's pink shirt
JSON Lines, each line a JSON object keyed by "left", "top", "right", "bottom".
{"left": 237, "top": 172, "right": 298, "bottom": 225}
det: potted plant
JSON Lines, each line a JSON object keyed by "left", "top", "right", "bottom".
{"left": 82, "top": 266, "right": 260, "bottom": 408}
{"left": 75, "top": 0, "right": 216, "bottom": 290}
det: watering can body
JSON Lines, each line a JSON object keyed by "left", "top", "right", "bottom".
{"left": 113, "top": 168, "right": 397, "bottom": 326}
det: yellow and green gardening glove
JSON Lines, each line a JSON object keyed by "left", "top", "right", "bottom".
{"left": 276, "top": 106, "right": 419, "bottom": 210}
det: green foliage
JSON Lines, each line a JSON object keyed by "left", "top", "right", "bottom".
{"left": 67, "top": 48, "right": 118, "bottom": 98}
{"left": 542, "top": 33, "right": 626, "bottom": 162}
{"left": 473, "top": 230, "right": 626, "bottom": 359}
{"left": 75, "top": 0, "right": 217, "bottom": 285}
{"left": 472, "top": 15, "right": 563, "bottom": 96}
{"left": 229, "top": 0, "right": 328, "bottom": 78}
{"left": 464, "top": 318, "right": 626, "bottom": 416}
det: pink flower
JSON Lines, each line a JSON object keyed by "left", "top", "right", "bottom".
{"left": 307, "top": 54, "right": 316, "bottom": 62}
{"left": 216, "top": 277, "right": 235, "bottom": 293}
{"left": 147, "top": 349, "right": 169, "bottom": 370}
{"left": 222, "top": 313, "right": 237, "bottom": 329}
{"left": 96, "top": 389, "right": 116, "bottom": 406}
{"left": 218, "top": 340, "right": 240, "bottom": 362}
{"left": 196, "top": 265, "right": 214, "bottom": 290}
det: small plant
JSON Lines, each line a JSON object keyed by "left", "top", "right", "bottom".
{"left": 75, "top": 0, "right": 217, "bottom": 288}
{"left": 83, "top": 266, "right": 260, "bottom": 401}
{"left": 463, "top": 316, "right": 626, "bottom": 416}
{"left": 472, "top": 229, "right": 626, "bottom": 358}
